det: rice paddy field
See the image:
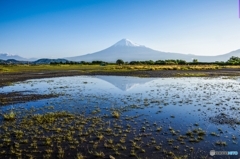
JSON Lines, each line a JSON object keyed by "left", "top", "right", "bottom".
{"left": 0, "top": 75, "right": 240, "bottom": 159}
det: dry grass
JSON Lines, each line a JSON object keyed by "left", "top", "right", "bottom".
{"left": 0, "top": 64, "right": 233, "bottom": 74}
{"left": 111, "top": 111, "right": 120, "bottom": 118}
{"left": 3, "top": 111, "right": 16, "bottom": 120}
{"left": 111, "top": 65, "right": 222, "bottom": 71}
{"left": 1, "top": 64, "right": 240, "bottom": 75}
{"left": 222, "top": 65, "right": 240, "bottom": 68}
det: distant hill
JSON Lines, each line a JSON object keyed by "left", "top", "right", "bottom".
{"left": 0, "top": 59, "right": 28, "bottom": 64}
{"left": 66, "top": 39, "right": 240, "bottom": 62}
{"left": 32, "top": 58, "right": 69, "bottom": 64}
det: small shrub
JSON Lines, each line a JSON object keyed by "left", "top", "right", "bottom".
{"left": 112, "top": 111, "right": 120, "bottom": 118}
{"left": 3, "top": 111, "right": 16, "bottom": 120}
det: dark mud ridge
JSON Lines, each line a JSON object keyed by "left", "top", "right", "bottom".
{"left": 0, "top": 91, "right": 58, "bottom": 106}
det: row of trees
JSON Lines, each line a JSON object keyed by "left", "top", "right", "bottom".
{"left": 127, "top": 59, "right": 189, "bottom": 65}
{"left": 50, "top": 59, "right": 189, "bottom": 65}
{"left": 48, "top": 56, "right": 240, "bottom": 65}
{"left": 117, "top": 57, "right": 240, "bottom": 65}
{"left": 226, "top": 56, "right": 240, "bottom": 64}
{"left": 50, "top": 61, "right": 106, "bottom": 65}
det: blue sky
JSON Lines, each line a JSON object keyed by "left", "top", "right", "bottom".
{"left": 0, "top": 0, "right": 239, "bottom": 58}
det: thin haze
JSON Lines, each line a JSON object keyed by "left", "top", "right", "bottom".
{"left": 0, "top": 0, "right": 239, "bottom": 58}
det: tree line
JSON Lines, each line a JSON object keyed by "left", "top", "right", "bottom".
{"left": 1, "top": 56, "right": 239, "bottom": 65}
{"left": 49, "top": 56, "right": 240, "bottom": 65}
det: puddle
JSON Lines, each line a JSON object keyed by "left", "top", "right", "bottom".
{"left": 0, "top": 76, "right": 240, "bottom": 158}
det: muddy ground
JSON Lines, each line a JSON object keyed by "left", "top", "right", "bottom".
{"left": 0, "top": 91, "right": 59, "bottom": 106}
{"left": 1, "top": 68, "right": 240, "bottom": 88}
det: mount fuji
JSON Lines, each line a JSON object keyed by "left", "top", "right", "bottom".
{"left": 66, "top": 39, "right": 240, "bottom": 62}
{"left": 66, "top": 39, "right": 192, "bottom": 62}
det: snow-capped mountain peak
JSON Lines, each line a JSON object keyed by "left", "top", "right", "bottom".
{"left": 112, "top": 39, "right": 145, "bottom": 47}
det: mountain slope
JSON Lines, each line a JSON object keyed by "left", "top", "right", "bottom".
{"left": 66, "top": 39, "right": 194, "bottom": 62}
{"left": 66, "top": 39, "right": 240, "bottom": 62}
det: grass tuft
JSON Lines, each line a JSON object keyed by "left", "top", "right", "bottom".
{"left": 3, "top": 111, "right": 16, "bottom": 120}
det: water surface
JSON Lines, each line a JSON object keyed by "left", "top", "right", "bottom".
{"left": 1, "top": 76, "right": 240, "bottom": 158}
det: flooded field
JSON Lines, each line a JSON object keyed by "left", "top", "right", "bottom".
{"left": 0, "top": 76, "right": 240, "bottom": 159}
